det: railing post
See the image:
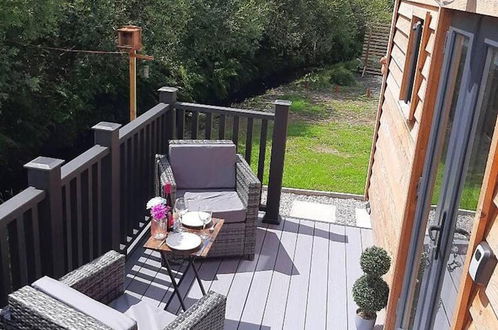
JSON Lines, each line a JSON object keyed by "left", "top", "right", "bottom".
{"left": 93, "top": 122, "right": 122, "bottom": 252}
{"left": 24, "top": 157, "right": 65, "bottom": 277}
{"left": 158, "top": 87, "right": 177, "bottom": 142}
{"left": 263, "top": 100, "right": 291, "bottom": 225}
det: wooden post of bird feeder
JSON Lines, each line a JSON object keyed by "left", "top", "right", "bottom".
{"left": 117, "top": 25, "right": 154, "bottom": 121}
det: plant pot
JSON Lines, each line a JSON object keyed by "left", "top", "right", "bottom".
{"left": 355, "top": 309, "right": 376, "bottom": 330}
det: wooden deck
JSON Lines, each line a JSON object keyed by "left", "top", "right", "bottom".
{"left": 124, "top": 216, "right": 377, "bottom": 329}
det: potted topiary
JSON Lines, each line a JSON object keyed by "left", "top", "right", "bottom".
{"left": 352, "top": 246, "right": 391, "bottom": 330}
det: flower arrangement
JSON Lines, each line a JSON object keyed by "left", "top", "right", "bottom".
{"left": 147, "top": 197, "right": 171, "bottom": 220}
{"left": 147, "top": 197, "right": 170, "bottom": 239}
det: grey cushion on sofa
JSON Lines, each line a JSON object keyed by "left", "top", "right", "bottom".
{"left": 181, "top": 190, "right": 246, "bottom": 224}
{"left": 33, "top": 276, "right": 136, "bottom": 330}
{"left": 110, "top": 293, "right": 176, "bottom": 330}
{"left": 169, "top": 142, "right": 236, "bottom": 189}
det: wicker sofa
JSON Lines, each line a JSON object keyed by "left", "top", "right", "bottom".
{"left": 155, "top": 140, "right": 261, "bottom": 260}
{"left": 0, "top": 251, "right": 226, "bottom": 329}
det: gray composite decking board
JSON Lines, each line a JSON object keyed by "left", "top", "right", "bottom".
{"left": 260, "top": 217, "right": 300, "bottom": 329}
{"left": 223, "top": 226, "right": 268, "bottom": 329}
{"left": 360, "top": 228, "right": 373, "bottom": 250}
{"left": 181, "top": 258, "right": 222, "bottom": 309}
{"left": 125, "top": 249, "right": 159, "bottom": 296}
{"left": 124, "top": 220, "right": 369, "bottom": 329}
{"left": 305, "top": 221, "right": 330, "bottom": 330}
{"left": 434, "top": 299, "right": 451, "bottom": 329}
{"left": 166, "top": 259, "right": 199, "bottom": 313}
{"left": 438, "top": 263, "right": 459, "bottom": 329}
{"left": 327, "top": 223, "right": 348, "bottom": 330}
{"left": 345, "top": 225, "right": 363, "bottom": 330}
{"left": 209, "top": 258, "right": 240, "bottom": 296}
{"left": 124, "top": 246, "right": 151, "bottom": 288}
{"left": 282, "top": 219, "right": 315, "bottom": 330}
{"left": 141, "top": 254, "right": 179, "bottom": 307}
{"left": 238, "top": 220, "right": 285, "bottom": 329}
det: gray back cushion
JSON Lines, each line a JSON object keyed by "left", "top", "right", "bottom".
{"left": 169, "top": 142, "right": 236, "bottom": 189}
{"left": 32, "top": 276, "right": 136, "bottom": 330}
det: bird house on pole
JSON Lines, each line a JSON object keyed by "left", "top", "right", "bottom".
{"left": 117, "top": 25, "right": 153, "bottom": 122}
{"left": 117, "top": 25, "right": 142, "bottom": 51}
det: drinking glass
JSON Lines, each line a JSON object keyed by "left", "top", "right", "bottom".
{"left": 174, "top": 198, "right": 188, "bottom": 232}
{"left": 198, "top": 211, "right": 212, "bottom": 240}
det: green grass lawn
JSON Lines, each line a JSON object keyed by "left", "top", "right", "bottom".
{"left": 233, "top": 71, "right": 380, "bottom": 194}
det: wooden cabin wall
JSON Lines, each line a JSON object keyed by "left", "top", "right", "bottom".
{"left": 367, "top": 0, "right": 444, "bottom": 328}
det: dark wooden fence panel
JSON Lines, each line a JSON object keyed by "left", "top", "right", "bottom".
{"left": 0, "top": 187, "right": 46, "bottom": 305}
{"left": 60, "top": 145, "right": 109, "bottom": 271}
{"left": 174, "top": 101, "right": 276, "bottom": 190}
{"left": 118, "top": 103, "right": 170, "bottom": 249}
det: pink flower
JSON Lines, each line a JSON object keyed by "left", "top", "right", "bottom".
{"left": 150, "top": 204, "right": 170, "bottom": 220}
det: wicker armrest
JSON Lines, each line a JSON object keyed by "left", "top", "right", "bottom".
{"left": 235, "top": 154, "right": 261, "bottom": 209}
{"left": 6, "top": 286, "right": 111, "bottom": 329}
{"left": 59, "top": 250, "right": 125, "bottom": 304}
{"left": 155, "top": 154, "right": 177, "bottom": 201}
{"left": 165, "top": 291, "right": 226, "bottom": 330}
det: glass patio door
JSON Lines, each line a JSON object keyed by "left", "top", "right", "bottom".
{"left": 396, "top": 14, "right": 498, "bottom": 330}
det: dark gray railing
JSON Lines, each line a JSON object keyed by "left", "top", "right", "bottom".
{"left": 0, "top": 86, "right": 289, "bottom": 305}
{"left": 162, "top": 88, "right": 289, "bottom": 221}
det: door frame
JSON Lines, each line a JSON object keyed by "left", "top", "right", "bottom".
{"left": 395, "top": 25, "right": 476, "bottom": 329}
{"left": 395, "top": 14, "right": 496, "bottom": 328}
{"left": 452, "top": 36, "right": 498, "bottom": 330}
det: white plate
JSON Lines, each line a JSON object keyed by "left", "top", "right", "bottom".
{"left": 166, "top": 232, "right": 202, "bottom": 251}
{"left": 181, "top": 211, "right": 211, "bottom": 228}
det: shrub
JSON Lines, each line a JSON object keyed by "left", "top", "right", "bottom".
{"left": 343, "top": 59, "right": 362, "bottom": 71}
{"left": 352, "top": 274, "right": 389, "bottom": 319}
{"left": 329, "top": 65, "right": 356, "bottom": 86}
{"left": 353, "top": 246, "right": 391, "bottom": 319}
{"left": 360, "top": 246, "right": 391, "bottom": 277}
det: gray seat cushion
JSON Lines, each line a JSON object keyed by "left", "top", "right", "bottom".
{"left": 181, "top": 190, "right": 246, "bottom": 224}
{"left": 169, "top": 142, "right": 236, "bottom": 189}
{"left": 32, "top": 276, "right": 136, "bottom": 330}
{"left": 110, "top": 293, "right": 176, "bottom": 330}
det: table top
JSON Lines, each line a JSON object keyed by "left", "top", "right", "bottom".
{"left": 144, "top": 218, "right": 224, "bottom": 258}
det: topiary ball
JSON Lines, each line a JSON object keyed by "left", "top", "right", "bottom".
{"left": 352, "top": 274, "right": 389, "bottom": 313}
{"left": 360, "top": 246, "right": 391, "bottom": 277}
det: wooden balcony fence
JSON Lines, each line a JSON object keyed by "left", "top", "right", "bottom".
{"left": 0, "top": 87, "right": 290, "bottom": 306}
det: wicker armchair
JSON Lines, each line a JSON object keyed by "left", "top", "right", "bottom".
{"left": 1, "top": 251, "right": 226, "bottom": 330}
{"left": 155, "top": 140, "right": 261, "bottom": 260}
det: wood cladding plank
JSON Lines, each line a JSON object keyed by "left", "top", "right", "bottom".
{"left": 398, "top": 2, "right": 413, "bottom": 19}
{"left": 389, "top": 60, "right": 404, "bottom": 89}
{"left": 396, "top": 15, "right": 412, "bottom": 37}
{"left": 391, "top": 43, "right": 406, "bottom": 69}
{"left": 418, "top": 77, "right": 428, "bottom": 101}
{"left": 444, "top": 0, "right": 498, "bottom": 18}
{"left": 426, "top": 31, "right": 436, "bottom": 54}
{"left": 422, "top": 53, "right": 432, "bottom": 79}
{"left": 394, "top": 29, "right": 409, "bottom": 52}
{"left": 469, "top": 290, "right": 498, "bottom": 327}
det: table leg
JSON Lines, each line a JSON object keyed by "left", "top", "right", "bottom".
{"left": 162, "top": 256, "right": 187, "bottom": 312}
{"left": 190, "top": 257, "right": 206, "bottom": 296}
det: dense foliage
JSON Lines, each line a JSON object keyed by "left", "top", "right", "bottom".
{"left": 0, "top": 0, "right": 391, "bottom": 196}
{"left": 360, "top": 245, "right": 391, "bottom": 277}
{"left": 352, "top": 274, "right": 390, "bottom": 318}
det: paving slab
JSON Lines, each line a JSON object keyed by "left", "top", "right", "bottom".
{"left": 355, "top": 208, "right": 372, "bottom": 228}
{"left": 289, "top": 200, "right": 336, "bottom": 223}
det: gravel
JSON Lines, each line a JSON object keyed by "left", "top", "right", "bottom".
{"left": 261, "top": 190, "right": 367, "bottom": 226}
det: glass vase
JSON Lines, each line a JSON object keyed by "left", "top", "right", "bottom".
{"left": 151, "top": 218, "right": 167, "bottom": 240}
